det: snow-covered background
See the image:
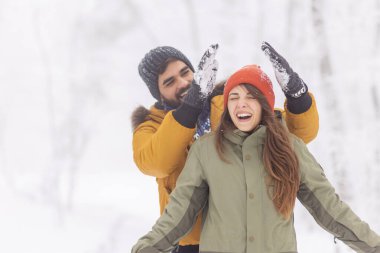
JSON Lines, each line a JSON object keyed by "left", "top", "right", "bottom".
{"left": 0, "top": 0, "right": 379, "bottom": 252}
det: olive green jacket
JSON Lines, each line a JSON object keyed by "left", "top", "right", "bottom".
{"left": 132, "top": 126, "right": 380, "bottom": 253}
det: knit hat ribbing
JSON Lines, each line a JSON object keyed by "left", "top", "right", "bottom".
{"left": 138, "top": 46, "right": 195, "bottom": 101}
{"left": 223, "top": 65, "right": 275, "bottom": 110}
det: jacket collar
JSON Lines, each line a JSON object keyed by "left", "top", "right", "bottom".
{"left": 224, "top": 125, "right": 266, "bottom": 146}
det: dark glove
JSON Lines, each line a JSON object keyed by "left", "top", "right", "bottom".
{"left": 173, "top": 44, "right": 219, "bottom": 128}
{"left": 173, "top": 80, "right": 203, "bottom": 128}
{"left": 261, "top": 42, "right": 308, "bottom": 99}
{"left": 183, "top": 43, "right": 219, "bottom": 109}
{"left": 182, "top": 80, "right": 204, "bottom": 109}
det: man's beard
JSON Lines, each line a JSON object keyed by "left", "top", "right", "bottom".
{"left": 161, "top": 86, "right": 190, "bottom": 109}
{"left": 162, "top": 98, "right": 182, "bottom": 109}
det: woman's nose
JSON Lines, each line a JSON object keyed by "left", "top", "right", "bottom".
{"left": 237, "top": 99, "right": 247, "bottom": 108}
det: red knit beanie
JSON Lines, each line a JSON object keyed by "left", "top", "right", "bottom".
{"left": 223, "top": 65, "right": 275, "bottom": 110}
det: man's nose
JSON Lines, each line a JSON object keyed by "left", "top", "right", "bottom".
{"left": 178, "top": 77, "right": 190, "bottom": 88}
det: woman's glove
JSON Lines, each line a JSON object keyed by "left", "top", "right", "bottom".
{"left": 261, "top": 41, "right": 308, "bottom": 99}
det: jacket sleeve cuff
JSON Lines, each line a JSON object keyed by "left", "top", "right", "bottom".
{"left": 172, "top": 103, "right": 202, "bottom": 128}
{"left": 285, "top": 92, "right": 312, "bottom": 114}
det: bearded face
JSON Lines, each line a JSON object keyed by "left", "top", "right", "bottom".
{"left": 158, "top": 60, "right": 194, "bottom": 108}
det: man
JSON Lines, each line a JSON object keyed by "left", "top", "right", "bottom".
{"left": 132, "top": 42, "right": 319, "bottom": 253}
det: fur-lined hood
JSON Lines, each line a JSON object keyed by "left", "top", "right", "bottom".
{"left": 131, "top": 105, "right": 167, "bottom": 131}
{"left": 131, "top": 106, "right": 151, "bottom": 131}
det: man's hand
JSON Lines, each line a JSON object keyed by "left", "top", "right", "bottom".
{"left": 261, "top": 41, "right": 307, "bottom": 98}
{"left": 194, "top": 44, "right": 219, "bottom": 98}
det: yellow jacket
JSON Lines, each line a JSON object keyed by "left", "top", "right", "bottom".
{"left": 132, "top": 93, "right": 319, "bottom": 246}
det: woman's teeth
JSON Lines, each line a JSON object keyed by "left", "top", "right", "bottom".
{"left": 237, "top": 113, "right": 252, "bottom": 119}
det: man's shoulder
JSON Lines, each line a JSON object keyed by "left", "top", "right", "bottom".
{"left": 288, "top": 132, "right": 307, "bottom": 151}
{"left": 131, "top": 104, "right": 167, "bottom": 130}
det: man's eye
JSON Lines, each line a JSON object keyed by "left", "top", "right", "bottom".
{"left": 229, "top": 97, "right": 238, "bottom": 101}
{"left": 181, "top": 70, "right": 190, "bottom": 76}
{"left": 164, "top": 80, "right": 174, "bottom": 87}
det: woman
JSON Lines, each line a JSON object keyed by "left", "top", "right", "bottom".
{"left": 132, "top": 65, "right": 380, "bottom": 253}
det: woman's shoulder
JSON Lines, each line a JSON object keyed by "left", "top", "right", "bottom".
{"left": 288, "top": 132, "right": 308, "bottom": 151}
{"left": 193, "top": 132, "right": 217, "bottom": 147}
{"left": 288, "top": 133, "right": 316, "bottom": 166}
{"left": 190, "top": 133, "right": 220, "bottom": 155}
{"left": 187, "top": 133, "right": 218, "bottom": 162}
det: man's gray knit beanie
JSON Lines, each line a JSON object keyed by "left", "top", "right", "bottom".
{"left": 138, "top": 46, "right": 195, "bottom": 101}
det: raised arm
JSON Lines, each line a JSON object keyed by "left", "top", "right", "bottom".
{"left": 262, "top": 42, "right": 319, "bottom": 143}
{"left": 133, "top": 110, "right": 195, "bottom": 178}
{"left": 133, "top": 44, "right": 219, "bottom": 178}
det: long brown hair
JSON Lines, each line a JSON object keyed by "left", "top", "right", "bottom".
{"left": 215, "top": 84, "right": 299, "bottom": 219}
